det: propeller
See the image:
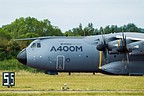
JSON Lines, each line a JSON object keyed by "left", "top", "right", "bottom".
{"left": 101, "top": 34, "right": 109, "bottom": 62}
{"left": 97, "top": 33, "right": 111, "bottom": 64}
{"left": 117, "top": 32, "right": 131, "bottom": 63}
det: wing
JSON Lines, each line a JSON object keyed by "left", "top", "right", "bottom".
{"left": 14, "top": 36, "right": 84, "bottom": 41}
{"left": 14, "top": 36, "right": 62, "bottom": 41}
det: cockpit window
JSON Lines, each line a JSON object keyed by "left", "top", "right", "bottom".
{"left": 31, "top": 43, "right": 36, "bottom": 48}
{"left": 31, "top": 43, "right": 41, "bottom": 48}
{"left": 37, "top": 43, "right": 41, "bottom": 48}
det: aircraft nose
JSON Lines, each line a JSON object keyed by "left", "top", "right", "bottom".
{"left": 17, "top": 49, "right": 27, "bottom": 65}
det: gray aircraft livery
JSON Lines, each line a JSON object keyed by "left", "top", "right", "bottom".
{"left": 17, "top": 32, "right": 144, "bottom": 75}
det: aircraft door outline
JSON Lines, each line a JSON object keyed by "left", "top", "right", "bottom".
{"left": 56, "top": 55, "right": 65, "bottom": 70}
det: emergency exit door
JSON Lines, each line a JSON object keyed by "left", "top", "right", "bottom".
{"left": 56, "top": 55, "right": 65, "bottom": 70}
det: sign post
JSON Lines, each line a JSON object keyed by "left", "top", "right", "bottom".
{"left": 2, "top": 72, "right": 15, "bottom": 88}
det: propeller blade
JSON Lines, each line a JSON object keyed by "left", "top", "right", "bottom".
{"left": 101, "top": 32, "right": 109, "bottom": 63}
{"left": 126, "top": 53, "right": 129, "bottom": 63}
{"left": 121, "top": 32, "right": 129, "bottom": 63}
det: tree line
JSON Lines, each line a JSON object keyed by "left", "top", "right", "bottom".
{"left": 0, "top": 16, "right": 144, "bottom": 61}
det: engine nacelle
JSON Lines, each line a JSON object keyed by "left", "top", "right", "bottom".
{"left": 96, "top": 44, "right": 107, "bottom": 51}
{"left": 97, "top": 44, "right": 112, "bottom": 51}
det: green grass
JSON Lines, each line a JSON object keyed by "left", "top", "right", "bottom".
{"left": 0, "top": 91, "right": 144, "bottom": 96}
{"left": 0, "top": 71, "right": 144, "bottom": 95}
{"left": 0, "top": 59, "right": 36, "bottom": 72}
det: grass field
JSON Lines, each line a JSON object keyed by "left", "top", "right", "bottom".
{"left": 0, "top": 71, "right": 144, "bottom": 96}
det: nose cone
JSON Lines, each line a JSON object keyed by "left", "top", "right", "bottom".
{"left": 17, "top": 49, "right": 27, "bottom": 65}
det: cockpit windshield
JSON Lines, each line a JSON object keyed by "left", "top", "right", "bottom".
{"left": 31, "top": 43, "right": 41, "bottom": 48}
{"left": 31, "top": 43, "right": 36, "bottom": 48}
{"left": 37, "top": 43, "right": 41, "bottom": 48}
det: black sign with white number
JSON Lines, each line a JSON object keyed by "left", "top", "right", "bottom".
{"left": 2, "top": 72, "right": 15, "bottom": 87}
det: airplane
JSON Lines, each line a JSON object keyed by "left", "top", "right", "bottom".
{"left": 17, "top": 32, "right": 144, "bottom": 76}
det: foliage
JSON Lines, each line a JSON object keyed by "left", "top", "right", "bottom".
{"left": 0, "top": 59, "right": 34, "bottom": 72}
{"left": 2, "top": 17, "right": 63, "bottom": 38}
{"left": 67, "top": 23, "right": 142, "bottom": 36}
{"left": 0, "top": 17, "right": 63, "bottom": 61}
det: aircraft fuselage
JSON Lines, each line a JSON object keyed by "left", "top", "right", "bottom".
{"left": 17, "top": 32, "right": 144, "bottom": 75}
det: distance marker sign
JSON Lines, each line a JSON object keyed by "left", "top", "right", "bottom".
{"left": 2, "top": 72, "right": 15, "bottom": 87}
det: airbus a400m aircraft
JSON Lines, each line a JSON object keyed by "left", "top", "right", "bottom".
{"left": 17, "top": 32, "right": 144, "bottom": 75}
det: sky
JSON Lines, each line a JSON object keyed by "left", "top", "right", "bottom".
{"left": 0, "top": 0, "right": 144, "bottom": 32}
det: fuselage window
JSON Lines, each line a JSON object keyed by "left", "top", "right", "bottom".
{"left": 31, "top": 43, "right": 36, "bottom": 48}
{"left": 37, "top": 43, "right": 41, "bottom": 48}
